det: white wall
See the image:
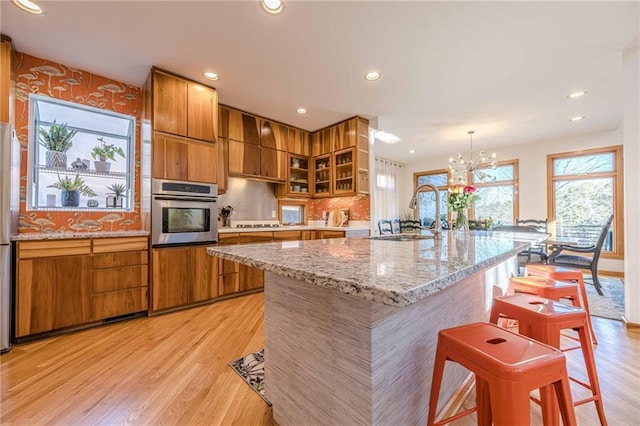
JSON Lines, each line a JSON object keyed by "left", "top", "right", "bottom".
{"left": 402, "top": 128, "right": 624, "bottom": 274}
{"left": 622, "top": 37, "right": 639, "bottom": 324}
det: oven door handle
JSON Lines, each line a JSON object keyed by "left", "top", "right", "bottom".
{"left": 153, "top": 196, "right": 217, "bottom": 203}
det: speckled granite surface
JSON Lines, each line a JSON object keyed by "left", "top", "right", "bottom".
{"left": 207, "top": 231, "right": 542, "bottom": 307}
{"left": 12, "top": 230, "right": 149, "bottom": 241}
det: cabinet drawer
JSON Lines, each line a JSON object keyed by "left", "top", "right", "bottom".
{"left": 217, "top": 233, "right": 239, "bottom": 245}
{"left": 18, "top": 239, "right": 91, "bottom": 259}
{"left": 93, "top": 237, "right": 148, "bottom": 253}
{"left": 239, "top": 232, "right": 273, "bottom": 244}
{"left": 218, "top": 258, "right": 239, "bottom": 275}
{"left": 93, "top": 251, "right": 148, "bottom": 269}
{"left": 92, "top": 265, "right": 148, "bottom": 293}
{"left": 92, "top": 287, "right": 148, "bottom": 321}
{"left": 273, "top": 231, "right": 302, "bottom": 241}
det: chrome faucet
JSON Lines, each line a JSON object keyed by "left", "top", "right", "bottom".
{"left": 409, "top": 183, "right": 442, "bottom": 238}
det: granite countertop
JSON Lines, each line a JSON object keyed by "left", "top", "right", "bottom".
{"left": 207, "top": 231, "right": 543, "bottom": 307}
{"left": 218, "top": 223, "right": 370, "bottom": 233}
{"left": 12, "top": 230, "right": 150, "bottom": 241}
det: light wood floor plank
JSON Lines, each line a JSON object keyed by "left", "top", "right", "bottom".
{"left": 1, "top": 292, "right": 638, "bottom": 425}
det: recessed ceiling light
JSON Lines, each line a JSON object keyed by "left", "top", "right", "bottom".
{"left": 569, "top": 116, "right": 586, "bottom": 122}
{"left": 10, "top": 0, "right": 44, "bottom": 15}
{"left": 261, "top": 0, "right": 284, "bottom": 14}
{"left": 364, "top": 71, "right": 381, "bottom": 81}
{"left": 203, "top": 72, "right": 219, "bottom": 81}
{"left": 374, "top": 130, "right": 400, "bottom": 144}
{"left": 409, "top": 149, "right": 416, "bottom": 154}
{"left": 296, "top": 108, "right": 307, "bottom": 114}
{"left": 567, "top": 91, "right": 588, "bottom": 99}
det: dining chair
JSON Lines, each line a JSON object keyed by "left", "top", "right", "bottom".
{"left": 492, "top": 225, "right": 545, "bottom": 269}
{"left": 548, "top": 214, "right": 614, "bottom": 296}
{"left": 378, "top": 219, "right": 401, "bottom": 235}
{"left": 399, "top": 219, "right": 421, "bottom": 233}
{"left": 516, "top": 218, "right": 549, "bottom": 263}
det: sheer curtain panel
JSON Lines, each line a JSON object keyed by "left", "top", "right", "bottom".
{"left": 374, "top": 158, "right": 403, "bottom": 234}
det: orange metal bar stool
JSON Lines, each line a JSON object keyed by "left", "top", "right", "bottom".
{"left": 525, "top": 264, "right": 597, "bottom": 345}
{"left": 427, "top": 322, "right": 576, "bottom": 426}
{"left": 489, "top": 294, "right": 607, "bottom": 426}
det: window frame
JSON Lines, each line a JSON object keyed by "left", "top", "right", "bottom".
{"left": 278, "top": 199, "right": 307, "bottom": 225}
{"left": 413, "top": 168, "right": 451, "bottom": 222}
{"left": 470, "top": 159, "right": 519, "bottom": 224}
{"left": 27, "top": 94, "right": 136, "bottom": 212}
{"left": 547, "top": 145, "right": 624, "bottom": 258}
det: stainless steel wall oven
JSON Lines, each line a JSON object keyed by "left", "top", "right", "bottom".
{"left": 151, "top": 179, "right": 218, "bottom": 247}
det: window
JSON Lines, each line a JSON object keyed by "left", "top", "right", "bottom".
{"left": 548, "top": 146, "right": 623, "bottom": 257}
{"left": 413, "top": 169, "right": 449, "bottom": 225}
{"left": 279, "top": 200, "right": 306, "bottom": 225}
{"left": 374, "top": 158, "right": 403, "bottom": 227}
{"left": 28, "top": 94, "right": 135, "bottom": 211}
{"left": 471, "top": 160, "right": 519, "bottom": 226}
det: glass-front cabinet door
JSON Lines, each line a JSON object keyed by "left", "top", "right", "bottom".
{"left": 333, "top": 148, "right": 355, "bottom": 195}
{"left": 312, "top": 154, "right": 332, "bottom": 197}
{"left": 287, "top": 154, "right": 310, "bottom": 197}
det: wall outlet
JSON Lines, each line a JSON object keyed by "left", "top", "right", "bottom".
{"left": 271, "top": 210, "right": 277, "bottom": 218}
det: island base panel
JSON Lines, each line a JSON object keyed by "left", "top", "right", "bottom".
{"left": 263, "top": 261, "right": 516, "bottom": 425}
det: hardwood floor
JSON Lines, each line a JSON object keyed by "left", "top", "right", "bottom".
{"left": 1, "top": 292, "right": 639, "bottom": 425}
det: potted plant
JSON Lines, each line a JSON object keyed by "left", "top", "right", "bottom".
{"left": 47, "top": 174, "right": 97, "bottom": 207}
{"left": 91, "top": 137, "right": 126, "bottom": 173}
{"left": 38, "top": 120, "right": 77, "bottom": 169}
{"left": 105, "top": 183, "right": 127, "bottom": 208}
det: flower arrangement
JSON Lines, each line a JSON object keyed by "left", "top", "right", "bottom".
{"left": 446, "top": 184, "right": 479, "bottom": 230}
{"left": 220, "top": 206, "right": 234, "bottom": 218}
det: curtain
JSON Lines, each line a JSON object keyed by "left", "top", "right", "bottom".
{"left": 373, "top": 158, "right": 404, "bottom": 233}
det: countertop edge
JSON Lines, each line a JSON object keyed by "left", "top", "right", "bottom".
{"left": 12, "top": 230, "right": 150, "bottom": 241}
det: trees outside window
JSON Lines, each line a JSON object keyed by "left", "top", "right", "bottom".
{"left": 548, "top": 146, "right": 623, "bottom": 256}
{"left": 471, "top": 161, "right": 519, "bottom": 227}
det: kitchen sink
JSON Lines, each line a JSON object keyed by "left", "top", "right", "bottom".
{"left": 367, "top": 233, "right": 434, "bottom": 241}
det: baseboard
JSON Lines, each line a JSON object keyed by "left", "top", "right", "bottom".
{"left": 622, "top": 316, "right": 640, "bottom": 328}
{"left": 436, "top": 372, "right": 475, "bottom": 420}
{"left": 599, "top": 270, "right": 624, "bottom": 278}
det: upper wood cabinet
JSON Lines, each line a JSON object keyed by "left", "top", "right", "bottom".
{"left": 333, "top": 118, "right": 358, "bottom": 150}
{"left": 1, "top": 35, "right": 13, "bottom": 124}
{"left": 152, "top": 131, "right": 220, "bottom": 184}
{"left": 260, "top": 120, "right": 288, "bottom": 150}
{"left": 228, "top": 140, "right": 261, "bottom": 177}
{"left": 288, "top": 127, "right": 310, "bottom": 156}
{"left": 152, "top": 69, "right": 218, "bottom": 143}
{"left": 218, "top": 106, "right": 260, "bottom": 145}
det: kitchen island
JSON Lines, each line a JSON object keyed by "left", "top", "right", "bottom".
{"left": 207, "top": 231, "right": 541, "bottom": 425}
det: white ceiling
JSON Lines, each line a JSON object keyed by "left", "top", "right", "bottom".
{"left": 1, "top": 1, "right": 638, "bottom": 163}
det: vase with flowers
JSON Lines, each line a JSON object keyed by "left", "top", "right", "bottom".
{"left": 220, "top": 205, "right": 234, "bottom": 228}
{"left": 446, "top": 184, "right": 479, "bottom": 231}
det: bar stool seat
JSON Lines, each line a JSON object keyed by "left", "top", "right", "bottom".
{"left": 524, "top": 264, "right": 597, "bottom": 345}
{"left": 489, "top": 294, "right": 607, "bottom": 426}
{"left": 427, "top": 322, "right": 576, "bottom": 426}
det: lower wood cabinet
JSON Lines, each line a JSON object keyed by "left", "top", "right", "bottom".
{"left": 151, "top": 245, "right": 218, "bottom": 312}
{"left": 314, "top": 230, "right": 346, "bottom": 239}
{"left": 16, "top": 237, "right": 149, "bottom": 338}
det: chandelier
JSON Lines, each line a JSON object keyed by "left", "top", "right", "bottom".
{"left": 448, "top": 130, "right": 498, "bottom": 184}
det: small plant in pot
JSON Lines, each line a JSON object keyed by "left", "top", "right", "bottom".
{"left": 105, "top": 183, "right": 127, "bottom": 208}
{"left": 91, "top": 137, "right": 125, "bottom": 173}
{"left": 47, "top": 174, "right": 97, "bottom": 207}
{"left": 38, "top": 120, "right": 77, "bottom": 169}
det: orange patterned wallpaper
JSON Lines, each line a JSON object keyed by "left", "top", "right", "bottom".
{"left": 307, "top": 195, "right": 370, "bottom": 221}
{"left": 14, "top": 52, "right": 143, "bottom": 233}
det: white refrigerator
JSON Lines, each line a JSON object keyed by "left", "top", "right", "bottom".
{"left": 1, "top": 122, "right": 20, "bottom": 353}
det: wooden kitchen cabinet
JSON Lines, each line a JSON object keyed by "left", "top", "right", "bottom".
{"left": 312, "top": 154, "right": 332, "bottom": 197}
{"left": 1, "top": 35, "right": 13, "bottom": 124}
{"left": 151, "top": 245, "right": 218, "bottom": 312}
{"left": 312, "top": 128, "right": 333, "bottom": 156}
{"left": 152, "top": 131, "right": 219, "bottom": 184}
{"left": 279, "top": 154, "right": 310, "bottom": 197}
{"left": 333, "top": 118, "right": 358, "bottom": 151}
{"left": 16, "top": 237, "right": 149, "bottom": 338}
{"left": 152, "top": 69, "right": 218, "bottom": 142}
{"left": 218, "top": 105, "right": 261, "bottom": 144}
{"left": 333, "top": 147, "right": 355, "bottom": 195}
{"left": 314, "top": 230, "right": 346, "bottom": 239}
{"left": 228, "top": 140, "right": 261, "bottom": 177}
{"left": 260, "top": 147, "right": 286, "bottom": 181}
{"left": 288, "top": 127, "right": 310, "bottom": 156}
{"left": 261, "top": 119, "right": 288, "bottom": 150}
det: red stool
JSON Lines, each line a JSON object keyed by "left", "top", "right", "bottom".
{"left": 489, "top": 294, "right": 607, "bottom": 426}
{"left": 525, "top": 264, "right": 597, "bottom": 345}
{"left": 427, "top": 322, "right": 576, "bottom": 426}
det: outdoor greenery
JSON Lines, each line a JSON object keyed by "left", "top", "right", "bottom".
{"left": 47, "top": 174, "right": 97, "bottom": 197}
{"left": 38, "top": 120, "right": 77, "bottom": 152}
